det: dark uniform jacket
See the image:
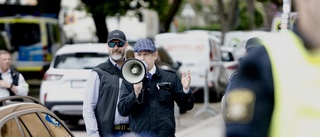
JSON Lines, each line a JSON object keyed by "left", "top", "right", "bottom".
{"left": 225, "top": 25, "right": 307, "bottom": 137}
{"left": 118, "top": 66, "right": 194, "bottom": 137}
{"left": 92, "top": 59, "right": 122, "bottom": 136}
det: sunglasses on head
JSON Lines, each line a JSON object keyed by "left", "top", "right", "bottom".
{"left": 108, "top": 41, "right": 125, "bottom": 48}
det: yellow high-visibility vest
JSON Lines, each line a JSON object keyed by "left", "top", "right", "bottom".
{"left": 261, "top": 30, "right": 320, "bottom": 137}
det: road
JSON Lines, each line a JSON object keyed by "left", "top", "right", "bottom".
{"left": 69, "top": 103, "right": 225, "bottom": 137}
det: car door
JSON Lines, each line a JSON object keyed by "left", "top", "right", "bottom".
{"left": 0, "top": 110, "right": 74, "bottom": 137}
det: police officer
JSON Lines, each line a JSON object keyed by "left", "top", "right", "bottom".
{"left": 0, "top": 50, "right": 29, "bottom": 99}
{"left": 221, "top": 37, "right": 262, "bottom": 121}
{"left": 118, "top": 39, "right": 194, "bottom": 137}
{"left": 225, "top": 0, "right": 320, "bottom": 137}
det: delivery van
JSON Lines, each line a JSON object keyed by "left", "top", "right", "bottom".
{"left": 223, "top": 30, "right": 269, "bottom": 60}
{"left": 154, "top": 32, "right": 222, "bottom": 102}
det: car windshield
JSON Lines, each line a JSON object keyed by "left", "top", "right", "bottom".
{"left": 0, "top": 23, "right": 41, "bottom": 47}
{"left": 53, "top": 52, "right": 108, "bottom": 69}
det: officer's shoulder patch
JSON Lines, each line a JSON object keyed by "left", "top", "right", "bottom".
{"left": 225, "top": 88, "right": 255, "bottom": 123}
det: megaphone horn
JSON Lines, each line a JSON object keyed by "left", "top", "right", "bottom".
{"left": 121, "top": 58, "right": 147, "bottom": 84}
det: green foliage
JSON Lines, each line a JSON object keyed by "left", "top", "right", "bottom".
{"left": 190, "top": 23, "right": 221, "bottom": 31}
{"left": 235, "top": 1, "right": 266, "bottom": 30}
{"left": 147, "top": 0, "right": 169, "bottom": 21}
{"left": 83, "top": 0, "right": 170, "bottom": 20}
{"left": 257, "top": 0, "right": 282, "bottom": 7}
{"left": 84, "top": 0, "right": 132, "bottom": 16}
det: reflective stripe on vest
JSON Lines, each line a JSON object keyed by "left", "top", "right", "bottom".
{"left": 261, "top": 30, "right": 320, "bottom": 137}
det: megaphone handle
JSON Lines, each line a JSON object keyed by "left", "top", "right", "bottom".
{"left": 136, "top": 89, "right": 144, "bottom": 104}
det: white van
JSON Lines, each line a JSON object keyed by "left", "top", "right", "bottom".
{"left": 154, "top": 32, "right": 222, "bottom": 102}
{"left": 223, "top": 30, "right": 269, "bottom": 60}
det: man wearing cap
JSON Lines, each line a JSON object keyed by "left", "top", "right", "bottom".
{"left": 118, "top": 38, "right": 194, "bottom": 137}
{"left": 83, "top": 29, "right": 131, "bottom": 137}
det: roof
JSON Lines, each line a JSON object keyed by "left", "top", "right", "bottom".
{"left": 155, "top": 32, "right": 212, "bottom": 41}
{"left": 0, "top": 103, "right": 48, "bottom": 119}
{"left": 0, "top": 96, "right": 49, "bottom": 120}
{"left": 56, "top": 43, "right": 109, "bottom": 55}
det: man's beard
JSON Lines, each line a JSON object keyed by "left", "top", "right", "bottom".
{"left": 111, "top": 54, "right": 123, "bottom": 61}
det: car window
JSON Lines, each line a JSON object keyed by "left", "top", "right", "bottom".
{"left": 40, "top": 113, "right": 72, "bottom": 137}
{"left": 54, "top": 52, "right": 109, "bottom": 69}
{"left": 17, "top": 112, "right": 51, "bottom": 137}
{"left": 221, "top": 51, "right": 234, "bottom": 62}
{"left": 10, "top": 23, "right": 41, "bottom": 46}
{"left": 1, "top": 118, "right": 24, "bottom": 137}
{"left": 210, "top": 39, "right": 221, "bottom": 61}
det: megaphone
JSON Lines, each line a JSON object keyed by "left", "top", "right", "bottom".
{"left": 121, "top": 58, "right": 147, "bottom": 84}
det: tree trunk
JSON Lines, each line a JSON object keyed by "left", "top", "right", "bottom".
{"left": 217, "top": 0, "right": 238, "bottom": 45}
{"left": 160, "top": 0, "right": 183, "bottom": 33}
{"left": 246, "top": 0, "right": 255, "bottom": 30}
{"left": 92, "top": 14, "right": 109, "bottom": 43}
{"left": 217, "top": 0, "right": 226, "bottom": 33}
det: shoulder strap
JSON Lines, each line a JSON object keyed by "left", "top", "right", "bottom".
{"left": 8, "top": 68, "right": 22, "bottom": 101}
{"left": 10, "top": 69, "right": 19, "bottom": 86}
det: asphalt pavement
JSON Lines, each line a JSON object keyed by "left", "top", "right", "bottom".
{"left": 71, "top": 102, "right": 226, "bottom": 137}
{"left": 175, "top": 102, "right": 225, "bottom": 137}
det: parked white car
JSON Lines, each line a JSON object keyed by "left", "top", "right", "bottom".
{"left": 39, "top": 43, "right": 109, "bottom": 125}
{"left": 219, "top": 46, "right": 238, "bottom": 90}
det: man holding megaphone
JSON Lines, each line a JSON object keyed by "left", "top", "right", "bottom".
{"left": 118, "top": 39, "right": 194, "bottom": 137}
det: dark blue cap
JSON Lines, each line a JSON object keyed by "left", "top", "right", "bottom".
{"left": 245, "top": 37, "right": 262, "bottom": 53}
{"left": 107, "top": 30, "right": 126, "bottom": 43}
{"left": 133, "top": 39, "right": 156, "bottom": 53}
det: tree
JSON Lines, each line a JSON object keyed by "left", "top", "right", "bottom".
{"left": 81, "top": 0, "right": 182, "bottom": 42}
{"left": 37, "top": 0, "right": 61, "bottom": 18}
{"left": 236, "top": 1, "right": 266, "bottom": 30}
{"left": 217, "top": 0, "right": 239, "bottom": 45}
{"left": 81, "top": 0, "right": 131, "bottom": 43}
{"left": 247, "top": 0, "right": 255, "bottom": 29}
{"left": 153, "top": 0, "right": 183, "bottom": 32}
{"left": 217, "top": 0, "right": 266, "bottom": 44}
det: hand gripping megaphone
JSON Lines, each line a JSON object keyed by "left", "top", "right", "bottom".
{"left": 121, "top": 58, "right": 147, "bottom": 84}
